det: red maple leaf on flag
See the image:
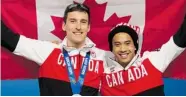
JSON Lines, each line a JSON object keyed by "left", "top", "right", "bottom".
{"left": 51, "top": 0, "right": 131, "bottom": 50}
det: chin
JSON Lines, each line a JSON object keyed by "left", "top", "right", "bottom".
{"left": 119, "top": 59, "right": 131, "bottom": 64}
{"left": 74, "top": 40, "right": 84, "bottom": 44}
{"left": 121, "top": 61, "right": 130, "bottom": 65}
{"left": 75, "top": 38, "right": 85, "bottom": 42}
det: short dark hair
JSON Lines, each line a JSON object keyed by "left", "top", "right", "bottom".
{"left": 108, "top": 25, "right": 139, "bottom": 53}
{"left": 63, "top": 3, "right": 90, "bottom": 24}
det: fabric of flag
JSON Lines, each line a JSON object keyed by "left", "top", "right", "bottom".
{"left": 1, "top": 0, "right": 186, "bottom": 80}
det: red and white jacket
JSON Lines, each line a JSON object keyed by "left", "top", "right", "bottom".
{"left": 14, "top": 36, "right": 106, "bottom": 96}
{"left": 101, "top": 37, "right": 185, "bottom": 96}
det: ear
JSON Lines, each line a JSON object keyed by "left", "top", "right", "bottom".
{"left": 134, "top": 47, "right": 136, "bottom": 50}
{"left": 134, "top": 47, "right": 137, "bottom": 54}
{"left": 87, "top": 24, "right": 90, "bottom": 32}
{"left": 62, "top": 22, "right": 66, "bottom": 31}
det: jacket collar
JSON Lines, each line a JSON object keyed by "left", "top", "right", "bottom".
{"left": 60, "top": 37, "right": 96, "bottom": 53}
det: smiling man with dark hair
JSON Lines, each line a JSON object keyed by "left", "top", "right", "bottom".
{"left": 1, "top": 3, "right": 106, "bottom": 96}
{"left": 100, "top": 15, "right": 186, "bottom": 96}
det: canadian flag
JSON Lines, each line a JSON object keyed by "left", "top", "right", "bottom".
{"left": 1, "top": 0, "right": 186, "bottom": 80}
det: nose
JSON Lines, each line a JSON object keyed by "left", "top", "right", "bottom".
{"left": 76, "top": 22, "right": 81, "bottom": 30}
{"left": 120, "top": 45, "right": 127, "bottom": 52}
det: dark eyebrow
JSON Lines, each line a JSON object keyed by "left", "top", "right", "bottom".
{"left": 68, "top": 18, "right": 76, "bottom": 20}
{"left": 113, "top": 41, "right": 121, "bottom": 44}
{"left": 114, "top": 40, "right": 131, "bottom": 43}
{"left": 124, "top": 40, "right": 131, "bottom": 43}
{"left": 81, "top": 19, "right": 88, "bottom": 22}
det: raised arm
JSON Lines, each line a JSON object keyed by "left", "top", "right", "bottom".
{"left": 173, "top": 15, "right": 186, "bottom": 48}
{"left": 1, "top": 20, "right": 20, "bottom": 52}
{"left": 143, "top": 15, "right": 186, "bottom": 72}
{"left": 1, "top": 20, "right": 58, "bottom": 65}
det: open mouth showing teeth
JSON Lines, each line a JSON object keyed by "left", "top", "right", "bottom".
{"left": 73, "top": 32, "right": 83, "bottom": 35}
{"left": 119, "top": 53, "right": 129, "bottom": 59}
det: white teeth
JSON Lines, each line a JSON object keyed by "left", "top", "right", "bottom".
{"left": 73, "top": 32, "right": 82, "bottom": 35}
{"left": 120, "top": 54, "right": 128, "bottom": 58}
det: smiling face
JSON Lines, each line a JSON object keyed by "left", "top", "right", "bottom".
{"left": 62, "top": 11, "right": 90, "bottom": 48}
{"left": 112, "top": 32, "right": 136, "bottom": 68}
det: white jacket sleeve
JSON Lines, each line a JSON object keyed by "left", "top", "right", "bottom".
{"left": 144, "top": 37, "right": 185, "bottom": 72}
{"left": 14, "top": 35, "right": 59, "bottom": 65}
